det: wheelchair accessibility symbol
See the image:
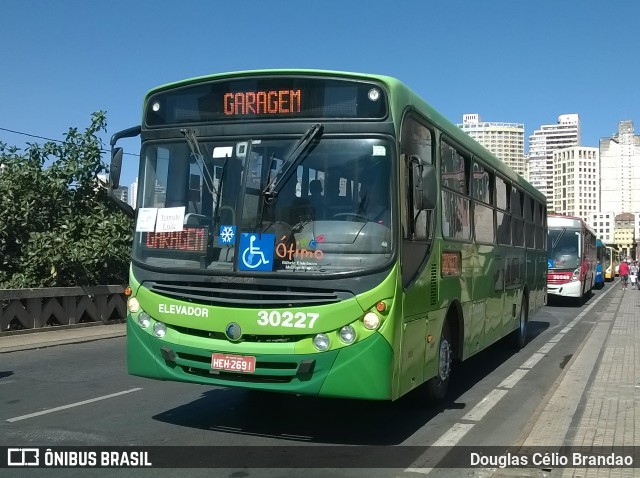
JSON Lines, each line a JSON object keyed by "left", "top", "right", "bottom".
{"left": 238, "top": 233, "right": 275, "bottom": 271}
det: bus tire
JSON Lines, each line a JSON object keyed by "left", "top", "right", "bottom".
{"left": 425, "top": 319, "right": 452, "bottom": 403}
{"left": 513, "top": 295, "right": 528, "bottom": 350}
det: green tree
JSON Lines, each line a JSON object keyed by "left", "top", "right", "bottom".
{"left": 0, "top": 112, "right": 133, "bottom": 288}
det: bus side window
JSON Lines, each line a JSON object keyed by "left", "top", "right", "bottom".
{"left": 399, "top": 115, "right": 434, "bottom": 286}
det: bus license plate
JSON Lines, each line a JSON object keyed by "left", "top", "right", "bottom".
{"left": 211, "top": 353, "right": 256, "bottom": 373}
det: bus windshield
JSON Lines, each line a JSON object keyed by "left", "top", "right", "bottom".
{"left": 547, "top": 228, "right": 580, "bottom": 270}
{"left": 133, "top": 136, "right": 394, "bottom": 275}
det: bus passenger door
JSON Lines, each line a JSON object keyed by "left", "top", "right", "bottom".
{"left": 398, "top": 120, "right": 436, "bottom": 396}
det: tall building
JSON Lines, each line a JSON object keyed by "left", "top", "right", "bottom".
{"left": 589, "top": 212, "right": 615, "bottom": 244}
{"left": 528, "top": 114, "right": 580, "bottom": 210}
{"left": 552, "top": 146, "right": 599, "bottom": 222}
{"left": 600, "top": 121, "right": 640, "bottom": 215}
{"left": 457, "top": 114, "right": 526, "bottom": 177}
{"left": 97, "top": 173, "right": 128, "bottom": 203}
{"left": 129, "top": 177, "right": 138, "bottom": 209}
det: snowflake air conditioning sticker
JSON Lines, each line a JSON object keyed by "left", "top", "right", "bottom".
{"left": 219, "top": 225, "right": 236, "bottom": 245}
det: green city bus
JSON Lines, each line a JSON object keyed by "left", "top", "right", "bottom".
{"left": 108, "top": 70, "right": 547, "bottom": 402}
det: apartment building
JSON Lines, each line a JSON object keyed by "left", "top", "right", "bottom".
{"left": 528, "top": 114, "right": 580, "bottom": 210}
{"left": 552, "top": 146, "right": 599, "bottom": 222}
{"left": 458, "top": 114, "right": 526, "bottom": 177}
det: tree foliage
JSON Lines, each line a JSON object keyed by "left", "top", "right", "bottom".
{"left": 0, "top": 112, "right": 133, "bottom": 288}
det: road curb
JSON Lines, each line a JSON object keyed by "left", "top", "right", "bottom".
{"left": 0, "top": 323, "right": 126, "bottom": 353}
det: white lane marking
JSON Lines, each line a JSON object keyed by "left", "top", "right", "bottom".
{"left": 431, "top": 422, "right": 474, "bottom": 446}
{"left": 520, "top": 352, "right": 546, "bottom": 369}
{"left": 6, "top": 388, "right": 143, "bottom": 422}
{"left": 403, "top": 468, "right": 432, "bottom": 474}
{"left": 462, "top": 388, "right": 508, "bottom": 422}
{"left": 498, "top": 368, "right": 529, "bottom": 389}
{"left": 537, "top": 342, "right": 555, "bottom": 354}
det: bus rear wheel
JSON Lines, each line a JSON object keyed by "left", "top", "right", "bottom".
{"left": 513, "top": 296, "right": 528, "bottom": 350}
{"left": 425, "top": 319, "right": 452, "bottom": 403}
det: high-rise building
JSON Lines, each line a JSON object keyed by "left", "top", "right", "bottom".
{"left": 600, "top": 121, "right": 640, "bottom": 215}
{"left": 97, "top": 172, "right": 128, "bottom": 203}
{"left": 528, "top": 114, "right": 580, "bottom": 210}
{"left": 129, "top": 178, "right": 138, "bottom": 209}
{"left": 114, "top": 186, "right": 128, "bottom": 203}
{"left": 552, "top": 146, "right": 599, "bottom": 222}
{"left": 457, "top": 114, "right": 526, "bottom": 177}
{"left": 589, "top": 212, "right": 615, "bottom": 244}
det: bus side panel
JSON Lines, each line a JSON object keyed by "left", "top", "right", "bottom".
{"left": 318, "top": 332, "right": 394, "bottom": 400}
{"left": 503, "top": 248, "right": 526, "bottom": 336}
{"left": 486, "top": 245, "right": 507, "bottom": 348}
{"left": 478, "top": 244, "right": 502, "bottom": 348}
{"left": 440, "top": 243, "right": 479, "bottom": 360}
{"left": 398, "top": 317, "right": 427, "bottom": 397}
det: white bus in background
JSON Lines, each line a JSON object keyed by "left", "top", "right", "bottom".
{"left": 547, "top": 215, "right": 597, "bottom": 303}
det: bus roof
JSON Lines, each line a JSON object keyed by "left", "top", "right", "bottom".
{"left": 145, "top": 69, "right": 545, "bottom": 202}
{"left": 548, "top": 215, "right": 595, "bottom": 234}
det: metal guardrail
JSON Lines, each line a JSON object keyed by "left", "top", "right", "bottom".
{"left": 0, "top": 286, "right": 126, "bottom": 332}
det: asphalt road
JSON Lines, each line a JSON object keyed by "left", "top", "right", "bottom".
{"left": 0, "top": 281, "right": 616, "bottom": 478}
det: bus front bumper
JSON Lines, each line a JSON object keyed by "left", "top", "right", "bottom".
{"left": 127, "top": 318, "right": 393, "bottom": 400}
{"left": 547, "top": 280, "right": 582, "bottom": 298}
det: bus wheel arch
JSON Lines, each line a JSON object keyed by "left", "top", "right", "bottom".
{"left": 425, "top": 304, "right": 460, "bottom": 404}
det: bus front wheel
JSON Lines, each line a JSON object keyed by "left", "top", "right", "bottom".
{"left": 425, "top": 319, "right": 452, "bottom": 403}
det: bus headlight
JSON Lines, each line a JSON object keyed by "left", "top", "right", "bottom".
{"left": 339, "top": 325, "right": 356, "bottom": 344}
{"left": 313, "top": 333, "right": 330, "bottom": 351}
{"left": 137, "top": 312, "right": 151, "bottom": 328}
{"left": 153, "top": 322, "right": 167, "bottom": 338}
{"left": 127, "top": 297, "right": 140, "bottom": 313}
{"left": 571, "top": 268, "right": 580, "bottom": 281}
{"left": 363, "top": 312, "right": 381, "bottom": 330}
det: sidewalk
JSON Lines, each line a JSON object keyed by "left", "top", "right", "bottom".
{"left": 493, "top": 283, "right": 638, "bottom": 477}
{"left": 0, "top": 322, "right": 126, "bottom": 353}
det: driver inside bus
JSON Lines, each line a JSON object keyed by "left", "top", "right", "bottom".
{"left": 559, "top": 243, "right": 578, "bottom": 255}
{"left": 358, "top": 178, "right": 389, "bottom": 225}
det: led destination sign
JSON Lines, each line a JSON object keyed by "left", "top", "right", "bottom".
{"left": 142, "top": 227, "right": 207, "bottom": 253}
{"left": 146, "top": 77, "right": 387, "bottom": 125}
{"left": 223, "top": 89, "right": 301, "bottom": 116}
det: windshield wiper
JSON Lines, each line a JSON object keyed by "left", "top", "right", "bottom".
{"left": 262, "top": 123, "right": 323, "bottom": 203}
{"left": 181, "top": 128, "right": 218, "bottom": 197}
{"left": 212, "top": 155, "right": 229, "bottom": 227}
{"left": 551, "top": 228, "right": 566, "bottom": 253}
{"left": 255, "top": 153, "right": 276, "bottom": 231}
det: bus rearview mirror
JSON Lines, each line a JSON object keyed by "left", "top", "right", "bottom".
{"left": 110, "top": 147, "right": 123, "bottom": 189}
{"left": 411, "top": 157, "right": 436, "bottom": 210}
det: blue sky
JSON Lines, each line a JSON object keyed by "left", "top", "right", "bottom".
{"left": 2, "top": 0, "right": 639, "bottom": 190}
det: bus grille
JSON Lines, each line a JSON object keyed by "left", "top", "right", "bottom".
{"left": 172, "top": 325, "right": 308, "bottom": 344}
{"left": 146, "top": 281, "right": 345, "bottom": 308}
{"left": 177, "top": 352, "right": 297, "bottom": 383}
{"left": 430, "top": 264, "right": 438, "bottom": 306}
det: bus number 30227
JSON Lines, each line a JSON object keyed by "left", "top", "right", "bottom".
{"left": 257, "top": 310, "right": 320, "bottom": 328}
